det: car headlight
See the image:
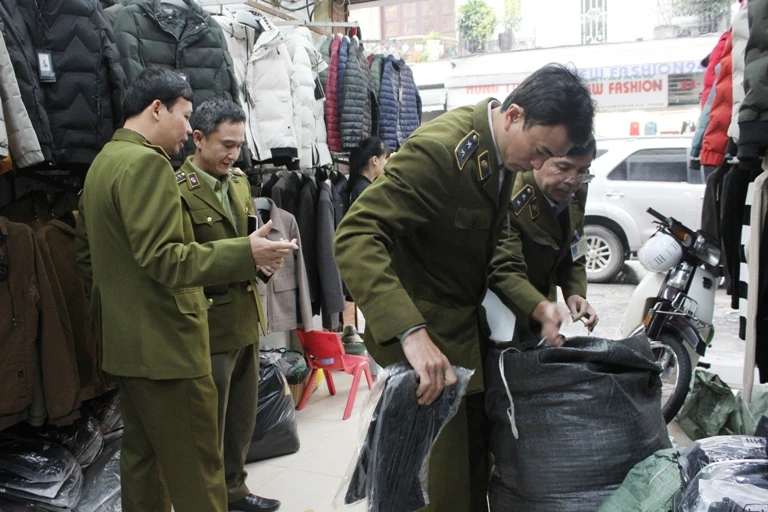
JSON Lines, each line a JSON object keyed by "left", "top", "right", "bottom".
{"left": 692, "top": 236, "right": 720, "bottom": 266}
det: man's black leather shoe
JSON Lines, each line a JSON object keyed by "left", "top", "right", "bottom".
{"left": 228, "top": 494, "right": 281, "bottom": 512}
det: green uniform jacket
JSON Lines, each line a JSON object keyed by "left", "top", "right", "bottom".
{"left": 176, "top": 158, "right": 267, "bottom": 354}
{"left": 488, "top": 171, "right": 588, "bottom": 331}
{"left": 76, "top": 129, "right": 257, "bottom": 379}
{"left": 334, "top": 98, "right": 515, "bottom": 393}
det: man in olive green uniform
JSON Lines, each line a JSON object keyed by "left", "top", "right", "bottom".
{"left": 333, "top": 64, "right": 595, "bottom": 511}
{"left": 177, "top": 99, "right": 282, "bottom": 512}
{"left": 489, "top": 139, "right": 600, "bottom": 345}
{"left": 75, "top": 69, "right": 297, "bottom": 512}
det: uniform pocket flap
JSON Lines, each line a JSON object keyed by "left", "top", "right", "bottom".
{"left": 174, "top": 290, "right": 207, "bottom": 315}
{"left": 273, "top": 277, "right": 297, "bottom": 292}
{"left": 207, "top": 290, "right": 233, "bottom": 308}
{"left": 455, "top": 207, "right": 494, "bottom": 230}
{"left": 189, "top": 208, "right": 224, "bottom": 226}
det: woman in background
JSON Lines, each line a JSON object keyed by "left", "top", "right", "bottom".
{"left": 348, "top": 137, "right": 391, "bottom": 204}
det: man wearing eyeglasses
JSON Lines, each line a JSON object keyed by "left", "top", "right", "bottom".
{"left": 488, "top": 138, "right": 599, "bottom": 346}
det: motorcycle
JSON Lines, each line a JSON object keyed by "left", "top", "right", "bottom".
{"left": 619, "top": 208, "right": 721, "bottom": 423}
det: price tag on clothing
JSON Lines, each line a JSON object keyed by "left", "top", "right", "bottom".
{"left": 37, "top": 51, "right": 56, "bottom": 82}
{"left": 571, "top": 237, "right": 589, "bottom": 262}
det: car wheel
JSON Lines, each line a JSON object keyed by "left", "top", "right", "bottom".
{"left": 584, "top": 225, "right": 624, "bottom": 283}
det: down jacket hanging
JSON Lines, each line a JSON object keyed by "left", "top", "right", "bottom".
{"left": 325, "top": 35, "right": 342, "bottom": 152}
{"left": 14, "top": 0, "right": 126, "bottom": 167}
{"left": 728, "top": 4, "right": 749, "bottom": 142}
{"left": 701, "top": 31, "right": 734, "bottom": 168}
{"left": 0, "top": 30, "right": 43, "bottom": 168}
{"left": 113, "top": 0, "right": 241, "bottom": 165}
{"left": 286, "top": 27, "right": 328, "bottom": 169}
{"left": 379, "top": 55, "right": 422, "bottom": 150}
{"left": 341, "top": 38, "right": 372, "bottom": 150}
{"left": 244, "top": 13, "right": 301, "bottom": 163}
{"left": 738, "top": 0, "right": 768, "bottom": 163}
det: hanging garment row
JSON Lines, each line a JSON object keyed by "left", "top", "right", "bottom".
{"left": 694, "top": 0, "right": 768, "bottom": 399}
{"left": 1, "top": 0, "right": 420, "bottom": 176}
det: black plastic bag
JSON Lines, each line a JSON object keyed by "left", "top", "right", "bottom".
{"left": 0, "top": 498, "right": 48, "bottom": 511}
{"left": 335, "top": 363, "right": 474, "bottom": 512}
{"left": 246, "top": 358, "right": 300, "bottom": 463}
{"left": 679, "top": 436, "right": 768, "bottom": 487}
{"left": 677, "top": 459, "right": 768, "bottom": 511}
{"left": 0, "top": 435, "right": 83, "bottom": 509}
{"left": 73, "top": 438, "right": 121, "bottom": 512}
{"left": 485, "top": 335, "right": 671, "bottom": 512}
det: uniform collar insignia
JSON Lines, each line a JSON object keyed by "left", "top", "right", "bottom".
{"left": 455, "top": 130, "right": 480, "bottom": 171}
{"left": 530, "top": 196, "right": 540, "bottom": 220}
{"left": 188, "top": 171, "right": 201, "bottom": 189}
{"left": 142, "top": 141, "right": 170, "bottom": 160}
{"left": 477, "top": 150, "right": 491, "bottom": 181}
{"left": 510, "top": 184, "right": 534, "bottom": 217}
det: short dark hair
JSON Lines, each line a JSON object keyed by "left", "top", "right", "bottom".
{"left": 501, "top": 63, "right": 595, "bottom": 146}
{"left": 190, "top": 99, "right": 246, "bottom": 136}
{"left": 566, "top": 137, "right": 597, "bottom": 159}
{"left": 122, "top": 68, "right": 193, "bottom": 120}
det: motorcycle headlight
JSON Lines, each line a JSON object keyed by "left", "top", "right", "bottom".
{"left": 692, "top": 236, "right": 721, "bottom": 266}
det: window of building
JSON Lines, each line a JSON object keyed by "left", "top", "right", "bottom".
{"left": 381, "top": 0, "right": 456, "bottom": 40}
{"left": 581, "top": 0, "right": 608, "bottom": 45}
{"left": 608, "top": 148, "right": 690, "bottom": 183}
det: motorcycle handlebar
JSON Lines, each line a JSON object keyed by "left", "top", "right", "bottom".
{"left": 647, "top": 208, "right": 667, "bottom": 223}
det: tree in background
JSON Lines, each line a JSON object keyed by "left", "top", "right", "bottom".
{"left": 674, "top": 0, "right": 734, "bottom": 33}
{"left": 500, "top": 0, "right": 522, "bottom": 51}
{"left": 458, "top": 0, "right": 498, "bottom": 53}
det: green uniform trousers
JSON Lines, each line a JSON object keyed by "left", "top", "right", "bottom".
{"left": 420, "top": 392, "right": 490, "bottom": 512}
{"left": 211, "top": 344, "right": 260, "bottom": 503}
{"left": 118, "top": 375, "right": 227, "bottom": 512}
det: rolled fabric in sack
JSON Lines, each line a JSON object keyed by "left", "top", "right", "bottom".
{"left": 485, "top": 334, "right": 671, "bottom": 512}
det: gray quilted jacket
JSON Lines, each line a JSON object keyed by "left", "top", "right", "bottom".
{"left": 341, "top": 38, "right": 372, "bottom": 149}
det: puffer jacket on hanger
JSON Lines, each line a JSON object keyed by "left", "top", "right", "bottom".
{"left": 113, "top": 0, "right": 242, "bottom": 166}
{"left": 738, "top": 0, "right": 768, "bottom": 163}
{"left": 14, "top": 0, "right": 126, "bottom": 167}
{"left": 701, "top": 31, "right": 734, "bottom": 168}
{"left": 702, "top": 32, "right": 730, "bottom": 109}
{"left": 325, "top": 35, "right": 342, "bottom": 152}
{"left": 0, "top": 30, "right": 43, "bottom": 168}
{"left": 337, "top": 36, "right": 350, "bottom": 126}
{"left": 318, "top": 35, "right": 332, "bottom": 89}
{"left": 378, "top": 56, "right": 422, "bottom": 149}
{"left": 399, "top": 63, "right": 422, "bottom": 140}
{"left": 370, "top": 54, "right": 385, "bottom": 101}
{"left": 244, "top": 12, "right": 301, "bottom": 162}
{"left": 0, "top": 0, "right": 52, "bottom": 163}
{"left": 728, "top": 3, "right": 749, "bottom": 142}
{"left": 286, "top": 27, "right": 328, "bottom": 169}
{"left": 341, "top": 37, "right": 372, "bottom": 149}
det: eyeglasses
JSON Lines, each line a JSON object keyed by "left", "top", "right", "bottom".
{"left": 551, "top": 168, "right": 595, "bottom": 184}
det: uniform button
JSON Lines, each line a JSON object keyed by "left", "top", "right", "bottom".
{"left": 247, "top": 285, "right": 254, "bottom": 292}
{"left": 207, "top": 298, "right": 213, "bottom": 306}
{"left": 472, "top": 134, "right": 478, "bottom": 142}
{"left": 207, "top": 216, "right": 213, "bottom": 223}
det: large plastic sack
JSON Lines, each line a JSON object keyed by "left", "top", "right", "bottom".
{"left": 26, "top": 416, "right": 104, "bottom": 469}
{"left": 334, "top": 363, "right": 473, "bottom": 512}
{"left": 598, "top": 448, "right": 682, "bottom": 512}
{"left": 246, "top": 357, "right": 300, "bottom": 463}
{"left": 0, "top": 435, "right": 83, "bottom": 509}
{"left": 723, "top": 385, "right": 768, "bottom": 437}
{"left": 677, "top": 459, "right": 768, "bottom": 512}
{"left": 677, "top": 371, "right": 739, "bottom": 440}
{"left": 87, "top": 390, "right": 123, "bottom": 441}
{"left": 485, "top": 335, "right": 671, "bottom": 512}
{"left": 0, "top": 498, "right": 48, "bottom": 511}
{"left": 679, "top": 436, "right": 768, "bottom": 486}
{"left": 73, "top": 438, "right": 121, "bottom": 512}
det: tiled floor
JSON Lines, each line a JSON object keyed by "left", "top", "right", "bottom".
{"left": 244, "top": 372, "right": 372, "bottom": 512}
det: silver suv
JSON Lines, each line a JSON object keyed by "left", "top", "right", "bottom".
{"left": 585, "top": 136, "right": 703, "bottom": 282}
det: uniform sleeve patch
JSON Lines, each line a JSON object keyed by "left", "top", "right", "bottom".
{"left": 510, "top": 184, "right": 534, "bottom": 216}
{"left": 455, "top": 130, "right": 480, "bottom": 171}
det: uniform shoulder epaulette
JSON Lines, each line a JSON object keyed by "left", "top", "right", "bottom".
{"left": 175, "top": 171, "right": 187, "bottom": 184}
{"left": 229, "top": 167, "right": 243, "bottom": 182}
{"left": 455, "top": 130, "right": 480, "bottom": 171}
{"left": 510, "top": 184, "right": 534, "bottom": 217}
{"left": 142, "top": 141, "right": 170, "bottom": 161}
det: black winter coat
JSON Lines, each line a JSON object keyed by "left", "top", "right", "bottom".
{"left": 0, "top": 0, "right": 53, "bottom": 162}
{"left": 113, "top": 0, "right": 243, "bottom": 167}
{"left": 13, "top": 0, "right": 126, "bottom": 167}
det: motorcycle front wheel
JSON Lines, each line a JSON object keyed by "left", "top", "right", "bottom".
{"left": 651, "top": 334, "right": 693, "bottom": 424}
